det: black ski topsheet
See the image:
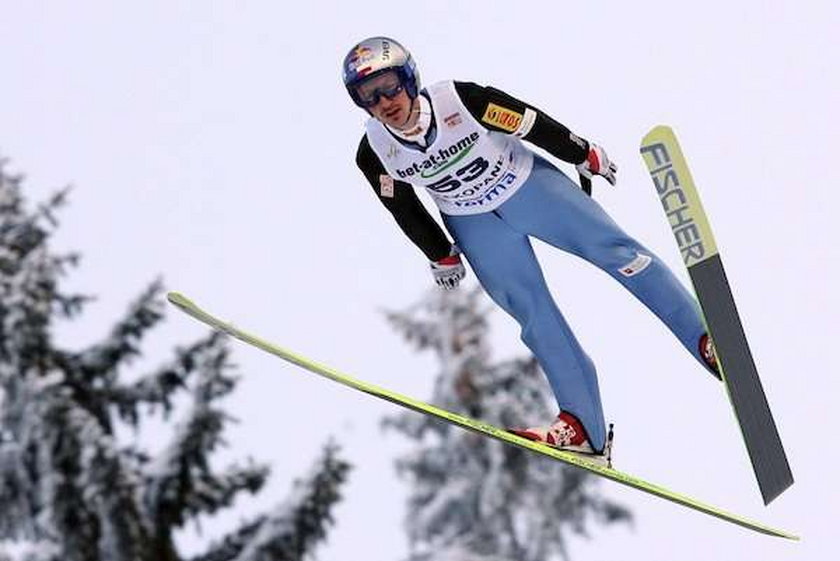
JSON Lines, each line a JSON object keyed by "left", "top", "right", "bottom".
{"left": 640, "top": 126, "right": 793, "bottom": 504}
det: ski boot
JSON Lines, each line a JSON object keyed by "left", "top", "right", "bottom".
{"left": 509, "top": 412, "right": 614, "bottom": 468}
{"left": 699, "top": 333, "right": 721, "bottom": 380}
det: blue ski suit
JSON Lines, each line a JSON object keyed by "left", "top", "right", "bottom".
{"left": 355, "top": 80, "right": 712, "bottom": 452}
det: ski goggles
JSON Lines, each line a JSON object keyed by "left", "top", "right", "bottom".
{"left": 353, "top": 72, "right": 405, "bottom": 108}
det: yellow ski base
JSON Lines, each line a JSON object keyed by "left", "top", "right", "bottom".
{"left": 167, "top": 291, "right": 798, "bottom": 541}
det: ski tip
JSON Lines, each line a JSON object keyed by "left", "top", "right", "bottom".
{"left": 646, "top": 124, "right": 673, "bottom": 134}
{"left": 166, "top": 291, "right": 193, "bottom": 309}
{"left": 641, "top": 124, "right": 676, "bottom": 145}
{"left": 166, "top": 291, "right": 218, "bottom": 327}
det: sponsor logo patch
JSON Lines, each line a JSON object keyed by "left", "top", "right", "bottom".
{"left": 640, "top": 141, "right": 712, "bottom": 266}
{"left": 513, "top": 108, "right": 537, "bottom": 138}
{"left": 395, "top": 132, "right": 481, "bottom": 179}
{"left": 379, "top": 175, "right": 395, "bottom": 198}
{"left": 618, "top": 253, "right": 652, "bottom": 277}
{"left": 570, "top": 133, "right": 587, "bottom": 150}
{"left": 481, "top": 103, "right": 523, "bottom": 132}
{"left": 444, "top": 112, "right": 463, "bottom": 128}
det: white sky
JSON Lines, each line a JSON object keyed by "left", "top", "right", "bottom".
{"left": 1, "top": 1, "right": 837, "bottom": 559}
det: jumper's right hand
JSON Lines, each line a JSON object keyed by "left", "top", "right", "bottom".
{"left": 576, "top": 143, "right": 618, "bottom": 186}
{"left": 430, "top": 245, "right": 466, "bottom": 290}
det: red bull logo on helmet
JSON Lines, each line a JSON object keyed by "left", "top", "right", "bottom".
{"left": 349, "top": 45, "right": 374, "bottom": 64}
{"left": 347, "top": 45, "right": 376, "bottom": 78}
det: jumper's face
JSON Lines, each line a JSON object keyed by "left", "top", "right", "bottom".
{"left": 355, "top": 71, "right": 413, "bottom": 128}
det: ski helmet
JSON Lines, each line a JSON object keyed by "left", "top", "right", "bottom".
{"left": 342, "top": 36, "right": 420, "bottom": 108}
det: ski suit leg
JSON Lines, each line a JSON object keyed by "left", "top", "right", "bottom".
{"left": 497, "top": 156, "right": 710, "bottom": 371}
{"left": 442, "top": 210, "right": 607, "bottom": 452}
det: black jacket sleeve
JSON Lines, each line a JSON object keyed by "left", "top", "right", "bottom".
{"left": 453, "top": 81, "right": 590, "bottom": 165}
{"left": 355, "top": 135, "right": 452, "bottom": 262}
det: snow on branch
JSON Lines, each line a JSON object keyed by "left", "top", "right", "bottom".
{"left": 192, "top": 442, "right": 351, "bottom": 561}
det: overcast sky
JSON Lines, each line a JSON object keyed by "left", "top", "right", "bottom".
{"left": 1, "top": 1, "right": 837, "bottom": 559}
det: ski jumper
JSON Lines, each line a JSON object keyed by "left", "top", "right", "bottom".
{"left": 355, "top": 81, "right": 710, "bottom": 452}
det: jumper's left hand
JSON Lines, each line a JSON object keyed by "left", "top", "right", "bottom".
{"left": 577, "top": 143, "right": 618, "bottom": 186}
{"left": 430, "top": 245, "right": 467, "bottom": 290}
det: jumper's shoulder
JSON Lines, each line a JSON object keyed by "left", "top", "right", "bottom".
{"left": 426, "top": 78, "right": 453, "bottom": 89}
{"left": 355, "top": 133, "right": 387, "bottom": 177}
{"left": 355, "top": 134, "right": 371, "bottom": 165}
{"left": 425, "top": 79, "right": 461, "bottom": 96}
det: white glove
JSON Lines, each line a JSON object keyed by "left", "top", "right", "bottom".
{"left": 576, "top": 143, "right": 618, "bottom": 186}
{"left": 430, "top": 245, "right": 466, "bottom": 290}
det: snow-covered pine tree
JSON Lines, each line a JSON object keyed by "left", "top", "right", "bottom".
{"left": 384, "top": 288, "right": 631, "bottom": 561}
{"left": 193, "top": 442, "right": 350, "bottom": 561}
{"left": 0, "top": 158, "right": 350, "bottom": 561}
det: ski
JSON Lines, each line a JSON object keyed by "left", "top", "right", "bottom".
{"left": 167, "top": 291, "right": 797, "bottom": 539}
{"left": 640, "top": 125, "right": 794, "bottom": 505}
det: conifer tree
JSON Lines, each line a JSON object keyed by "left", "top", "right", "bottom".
{"left": 385, "top": 288, "right": 631, "bottom": 561}
{"left": 0, "top": 158, "right": 350, "bottom": 561}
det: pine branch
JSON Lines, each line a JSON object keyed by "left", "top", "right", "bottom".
{"left": 144, "top": 345, "right": 259, "bottom": 528}
{"left": 24, "top": 387, "right": 152, "bottom": 561}
{"left": 384, "top": 310, "right": 445, "bottom": 352}
{"left": 2, "top": 158, "right": 353, "bottom": 561}
{"left": 145, "top": 402, "right": 233, "bottom": 527}
{"left": 72, "top": 280, "right": 166, "bottom": 385}
{"left": 191, "top": 443, "right": 351, "bottom": 561}
{"left": 188, "top": 518, "right": 264, "bottom": 561}
{"left": 107, "top": 332, "right": 226, "bottom": 427}
{"left": 0, "top": 540, "right": 63, "bottom": 561}
{"left": 193, "top": 463, "right": 270, "bottom": 515}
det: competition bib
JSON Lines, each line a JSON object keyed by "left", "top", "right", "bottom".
{"left": 365, "top": 81, "right": 534, "bottom": 215}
